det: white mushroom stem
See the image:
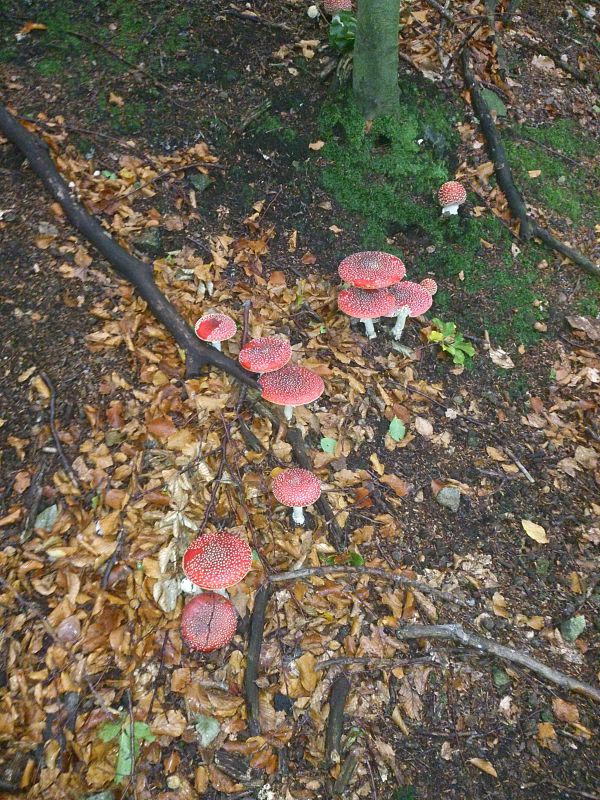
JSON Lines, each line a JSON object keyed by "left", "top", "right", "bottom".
{"left": 442, "top": 202, "right": 460, "bottom": 216}
{"left": 361, "top": 318, "right": 377, "bottom": 339}
{"left": 283, "top": 404, "right": 295, "bottom": 421}
{"left": 180, "top": 579, "right": 229, "bottom": 598}
{"left": 292, "top": 506, "right": 306, "bottom": 525}
{"left": 211, "top": 340, "right": 222, "bottom": 351}
{"left": 392, "top": 305, "right": 410, "bottom": 340}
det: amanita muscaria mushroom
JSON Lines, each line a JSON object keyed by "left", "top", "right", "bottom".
{"left": 259, "top": 364, "right": 324, "bottom": 421}
{"left": 338, "top": 286, "right": 396, "bottom": 339}
{"left": 181, "top": 592, "right": 237, "bottom": 652}
{"left": 194, "top": 312, "right": 236, "bottom": 351}
{"left": 324, "top": 0, "right": 352, "bottom": 13}
{"left": 438, "top": 181, "right": 466, "bottom": 216}
{"left": 238, "top": 336, "right": 291, "bottom": 374}
{"left": 388, "top": 281, "right": 433, "bottom": 341}
{"left": 272, "top": 467, "right": 321, "bottom": 526}
{"left": 338, "top": 251, "right": 406, "bottom": 289}
{"left": 182, "top": 531, "right": 253, "bottom": 591}
{"left": 420, "top": 278, "right": 438, "bottom": 296}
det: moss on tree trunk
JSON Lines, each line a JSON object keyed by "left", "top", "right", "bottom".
{"left": 352, "top": 0, "right": 401, "bottom": 119}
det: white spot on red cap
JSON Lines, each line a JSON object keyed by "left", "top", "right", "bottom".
{"left": 259, "top": 364, "right": 324, "bottom": 407}
{"left": 338, "top": 287, "right": 397, "bottom": 319}
{"left": 239, "top": 336, "right": 292, "bottom": 373}
{"left": 181, "top": 592, "right": 237, "bottom": 652}
{"left": 194, "top": 313, "right": 236, "bottom": 343}
{"left": 182, "top": 531, "right": 252, "bottom": 590}
{"left": 272, "top": 467, "right": 321, "bottom": 507}
{"left": 338, "top": 251, "right": 406, "bottom": 289}
{"left": 389, "top": 282, "right": 433, "bottom": 316}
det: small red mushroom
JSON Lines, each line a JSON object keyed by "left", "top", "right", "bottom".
{"left": 338, "top": 251, "right": 406, "bottom": 289}
{"left": 259, "top": 364, "right": 324, "bottom": 422}
{"left": 338, "top": 286, "right": 396, "bottom": 339}
{"left": 388, "top": 281, "right": 433, "bottom": 340}
{"left": 238, "top": 336, "right": 292, "bottom": 374}
{"left": 182, "top": 531, "right": 253, "bottom": 591}
{"left": 420, "top": 278, "right": 438, "bottom": 296}
{"left": 272, "top": 467, "right": 322, "bottom": 526}
{"left": 181, "top": 592, "right": 237, "bottom": 652}
{"left": 194, "top": 312, "right": 236, "bottom": 351}
{"left": 324, "top": 0, "right": 352, "bottom": 14}
{"left": 437, "top": 181, "right": 466, "bottom": 216}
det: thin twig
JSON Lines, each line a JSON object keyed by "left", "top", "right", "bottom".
{"left": 268, "top": 566, "right": 474, "bottom": 609}
{"left": 40, "top": 371, "right": 80, "bottom": 488}
{"left": 511, "top": 33, "right": 593, "bottom": 84}
{"left": 316, "top": 655, "right": 435, "bottom": 671}
{"left": 221, "top": 8, "right": 291, "bottom": 31}
{"left": 503, "top": 446, "right": 535, "bottom": 483}
{"left": 396, "top": 623, "right": 600, "bottom": 702}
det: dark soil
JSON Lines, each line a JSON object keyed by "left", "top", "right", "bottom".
{"left": 0, "top": 1, "right": 599, "bottom": 799}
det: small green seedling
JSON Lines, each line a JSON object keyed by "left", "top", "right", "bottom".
{"left": 329, "top": 11, "right": 356, "bottom": 52}
{"left": 98, "top": 714, "right": 155, "bottom": 784}
{"left": 428, "top": 318, "right": 475, "bottom": 366}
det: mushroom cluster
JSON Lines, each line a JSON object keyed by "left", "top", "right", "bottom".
{"left": 337, "top": 250, "right": 438, "bottom": 342}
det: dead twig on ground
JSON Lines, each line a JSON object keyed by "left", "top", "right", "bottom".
{"left": 245, "top": 585, "right": 271, "bottom": 735}
{"left": 461, "top": 50, "right": 600, "bottom": 278}
{"left": 396, "top": 623, "right": 600, "bottom": 703}
{"left": 269, "top": 565, "right": 474, "bottom": 609}
{"left": 324, "top": 674, "right": 351, "bottom": 771}
{"left": 316, "top": 655, "right": 435, "bottom": 671}
{"left": 20, "top": 456, "right": 48, "bottom": 542}
{"left": 222, "top": 8, "right": 291, "bottom": 31}
{"left": 510, "top": 33, "right": 593, "bottom": 84}
{"left": 40, "top": 370, "right": 80, "bottom": 489}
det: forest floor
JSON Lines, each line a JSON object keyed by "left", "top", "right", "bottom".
{"left": 0, "top": 0, "right": 599, "bottom": 799}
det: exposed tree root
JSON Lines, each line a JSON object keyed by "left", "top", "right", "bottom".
{"left": 461, "top": 50, "right": 600, "bottom": 278}
{"left": 0, "top": 105, "right": 344, "bottom": 550}
{"left": 245, "top": 585, "right": 271, "bottom": 736}
{"left": 397, "top": 623, "right": 600, "bottom": 703}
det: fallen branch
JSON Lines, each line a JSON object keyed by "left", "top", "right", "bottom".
{"left": 316, "top": 655, "right": 435, "bottom": 671}
{"left": 461, "top": 50, "right": 600, "bottom": 278}
{"left": 324, "top": 674, "right": 350, "bottom": 770}
{"left": 0, "top": 105, "right": 258, "bottom": 389}
{"left": 268, "top": 565, "right": 474, "bottom": 609}
{"left": 396, "top": 623, "right": 600, "bottom": 703}
{"left": 245, "top": 585, "right": 271, "bottom": 735}
{"left": 511, "top": 33, "right": 593, "bottom": 84}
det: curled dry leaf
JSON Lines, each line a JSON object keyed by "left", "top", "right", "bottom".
{"left": 468, "top": 758, "right": 498, "bottom": 778}
{"left": 488, "top": 346, "right": 515, "bottom": 369}
{"left": 521, "top": 519, "right": 549, "bottom": 544}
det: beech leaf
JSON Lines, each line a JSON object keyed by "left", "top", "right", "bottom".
{"left": 521, "top": 519, "right": 548, "bottom": 544}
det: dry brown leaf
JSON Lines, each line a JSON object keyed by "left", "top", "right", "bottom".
{"left": 552, "top": 698, "right": 579, "bottom": 724}
{"left": 521, "top": 519, "right": 548, "bottom": 544}
{"left": 468, "top": 758, "right": 498, "bottom": 778}
{"left": 415, "top": 416, "right": 434, "bottom": 438}
{"left": 296, "top": 652, "right": 318, "bottom": 693}
{"left": 308, "top": 140, "right": 325, "bottom": 151}
{"left": 379, "top": 474, "right": 409, "bottom": 497}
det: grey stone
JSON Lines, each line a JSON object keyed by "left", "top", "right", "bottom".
{"left": 435, "top": 486, "right": 461, "bottom": 512}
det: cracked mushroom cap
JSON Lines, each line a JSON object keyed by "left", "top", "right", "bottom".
{"left": 437, "top": 181, "right": 466, "bottom": 208}
{"left": 272, "top": 467, "right": 322, "bottom": 508}
{"left": 239, "top": 336, "right": 292, "bottom": 373}
{"left": 338, "top": 251, "right": 406, "bottom": 289}
{"left": 420, "top": 278, "right": 438, "bottom": 296}
{"left": 338, "top": 286, "right": 397, "bottom": 319}
{"left": 324, "top": 0, "right": 352, "bottom": 12}
{"left": 259, "top": 364, "right": 324, "bottom": 408}
{"left": 194, "top": 313, "right": 237, "bottom": 343}
{"left": 389, "top": 281, "right": 433, "bottom": 317}
{"left": 182, "top": 531, "right": 253, "bottom": 590}
{"left": 181, "top": 592, "right": 237, "bottom": 652}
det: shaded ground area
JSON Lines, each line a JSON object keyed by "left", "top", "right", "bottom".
{"left": 0, "top": 1, "right": 599, "bottom": 799}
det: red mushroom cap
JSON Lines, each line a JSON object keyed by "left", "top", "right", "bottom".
{"left": 324, "top": 0, "right": 352, "bottom": 12}
{"left": 181, "top": 592, "right": 237, "bottom": 652}
{"left": 194, "top": 313, "right": 237, "bottom": 343}
{"left": 420, "top": 278, "right": 438, "bottom": 296}
{"left": 437, "top": 181, "right": 466, "bottom": 208}
{"left": 239, "top": 336, "right": 292, "bottom": 373}
{"left": 182, "top": 531, "right": 253, "bottom": 590}
{"left": 338, "top": 287, "right": 397, "bottom": 319}
{"left": 272, "top": 467, "right": 322, "bottom": 508}
{"left": 259, "top": 365, "right": 324, "bottom": 408}
{"left": 338, "top": 251, "right": 406, "bottom": 289}
{"left": 389, "top": 282, "right": 433, "bottom": 317}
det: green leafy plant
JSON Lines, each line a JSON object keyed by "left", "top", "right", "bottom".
{"left": 99, "top": 715, "right": 155, "bottom": 784}
{"left": 329, "top": 11, "right": 356, "bottom": 53}
{"left": 428, "top": 318, "right": 475, "bottom": 365}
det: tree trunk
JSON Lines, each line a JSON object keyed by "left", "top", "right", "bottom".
{"left": 352, "top": 0, "right": 401, "bottom": 119}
